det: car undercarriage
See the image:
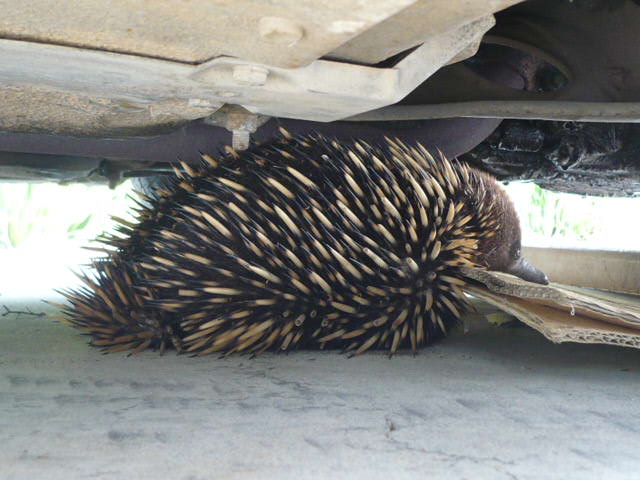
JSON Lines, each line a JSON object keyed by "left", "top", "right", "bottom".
{"left": 0, "top": 0, "right": 638, "bottom": 195}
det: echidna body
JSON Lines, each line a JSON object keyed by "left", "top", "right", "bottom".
{"left": 59, "top": 133, "right": 547, "bottom": 356}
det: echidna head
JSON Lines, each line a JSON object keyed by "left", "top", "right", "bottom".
{"left": 488, "top": 221, "right": 549, "bottom": 285}
{"left": 475, "top": 176, "right": 549, "bottom": 285}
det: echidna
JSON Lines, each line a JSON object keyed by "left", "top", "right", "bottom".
{"left": 58, "top": 132, "right": 548, "bottom": 356}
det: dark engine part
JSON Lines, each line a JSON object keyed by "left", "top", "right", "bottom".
{"left": 353, "top": 0, "right": 640, "bottom": 122}
{"left": 461, "top": 121, "right": 640, "bottom": 197}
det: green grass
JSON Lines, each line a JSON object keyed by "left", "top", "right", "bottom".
{"left": 504, "top": 182, "right": 639, "bottom": 250}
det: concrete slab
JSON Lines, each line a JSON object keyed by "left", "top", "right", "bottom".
{"left": 2, "top": 296, "right": 639, "bottom": 479}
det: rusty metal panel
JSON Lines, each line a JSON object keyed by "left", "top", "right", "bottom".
{"left": 0, "top": 0, "right": 416, "bottom": 68}
{"left": 0, "top": 15, "right": 492, "bottom": 134}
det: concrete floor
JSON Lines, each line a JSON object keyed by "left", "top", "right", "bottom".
{"left": 2, "top": 296, "right": 640, "bottom": 480}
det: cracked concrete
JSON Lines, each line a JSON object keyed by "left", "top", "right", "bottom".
{"left": 2, "top": 295, "right": 640, "bottom": 479}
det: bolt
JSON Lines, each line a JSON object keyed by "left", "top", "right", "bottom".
{"left": 232, "top": 129, "right": 251, "bottom": 151}
{"left": 536, "top": 66, "right": 568, "bottom": 92}
{"left": 232, "top": 65, "right": 269, "bottom": 86}
{"left": 258, "top": 16, "right": 304, "bottom": 46}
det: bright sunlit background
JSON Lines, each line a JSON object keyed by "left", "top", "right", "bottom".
{"left": 0, "top": 181, "right": 135, "bottom": 297}
{"left": 0, "top": 179, "right": 638, "bottom": 298}
{"left": 505, "top": 182, "right": 640, "bottom": 251}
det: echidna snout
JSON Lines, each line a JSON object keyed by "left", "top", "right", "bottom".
{"left": 506, "top": 257, "right": 549, "bottom": 285}
{"left": 60, "top": 133, "right": 549, "bottom": 356}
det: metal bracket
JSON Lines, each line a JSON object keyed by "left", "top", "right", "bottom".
{"left": 203, "top": 105, "right": 270, "bottom": 150}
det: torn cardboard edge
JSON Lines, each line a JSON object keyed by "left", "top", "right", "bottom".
{"left": 462, "top": 268, "right": 640, "bottom": 350}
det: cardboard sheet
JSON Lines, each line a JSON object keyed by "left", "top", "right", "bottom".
{"left": 463, "top": 267, "right": 640, "bottom": 349}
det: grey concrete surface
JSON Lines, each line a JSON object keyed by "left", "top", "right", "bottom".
{"left": 2, "top": 297, "right": 640, "bottom": 480}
